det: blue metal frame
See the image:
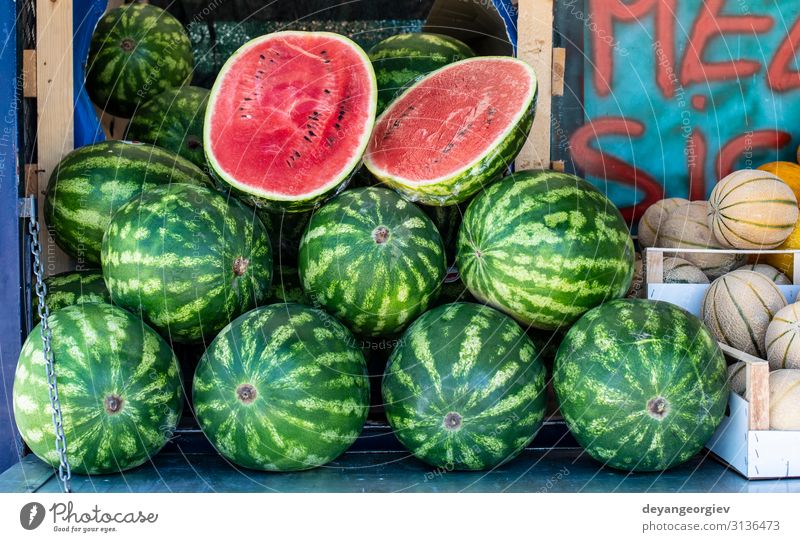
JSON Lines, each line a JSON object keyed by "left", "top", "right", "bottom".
{"left": 0, "top": 0, "right": 24, "bottom": 473}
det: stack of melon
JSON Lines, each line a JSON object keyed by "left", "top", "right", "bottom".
{"left": 638, "top": 165, "right": 800, "bottom": 431}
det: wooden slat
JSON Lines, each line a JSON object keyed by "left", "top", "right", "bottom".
{"left": 644, "top": 249, "right": 664, "bottom": 285}
{"left": 36, "top": 0, "right": 74, "bottom": 275}
{"left": 22, "top": 50, "right": 36, "bottom": 98}
{"left": 552, "top": 47, "right": 566, "bottom": 96}
{"left": 24, "top": 164, "right": 40, "bottom": 196}
{"left": 515, "top": 0, "right": 553, "bottom": 171}
{"left": 551, "top": 160, "right": 565, "bottom": 172}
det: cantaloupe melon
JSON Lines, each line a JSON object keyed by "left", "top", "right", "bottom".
{"left": 701, "top": 269, "right": 787, "bottom": 357}
{"left": 768, "top": 369, "right": 800, "bottom": 430}
{"left": 727, "top": 361, "right": 748, "bottom": 396}
{"left": 758, "top": 161, "right": 800, "bottom": 203}
{"left": 637, "top": 197, "right": 689, "bottom": 248}
{"left": 663, "top": 257, "right": 709, "bottom": 284}
{"left": 708, "top": 169, "right": 798, "bottom": 249}
{"left": 659, "top": 201, "right": 744, "bottom": 278}
{"left": 737, "top": 263, "right": 791, "bottom": 285}
{"left": 765, "top": 302, "right": 800, "bottom": 370}
{"left": 762, "top": 216, "right": 800, "bottom": 280}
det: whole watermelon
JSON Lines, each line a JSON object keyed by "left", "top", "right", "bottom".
{"left": 382, "top": 302, "right": 547, "bottom": 470}
{"left": 127, "top": 86, "right": 209, "bottom": 171}
{"left": 13, "top": 303, "right": 183, "bottom": 475}
{"left": 44, "top": 140, "right": 209, "bottom": 265}
{"left": 457, "top": 170, "right": 635, "bottom": 330}
{"left": 193, "top": 303, "right": 370, "bottom": 471}
{"left": 259, "top": 209, "right": 312, "bottom": 267}
{"left": 101, "top": 183, "right": 272, "bottom": 343}
{"left": 86, "top": 3, "right": 193, "bottom": 117}
{"left": 33, "top": 270, "right": 111, "bottom": 326}
{"left": 368, "top": 32, "right": 475, "bottom": 112}
{"left": 299, "top": 187, "right": 446, "bottom": 336}
{"left": 554, "top": 298, "right": 728, "bottom": 472}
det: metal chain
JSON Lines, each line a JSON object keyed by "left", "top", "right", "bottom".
{"left": 27, "top": 200, "right": 72, "bottom": 492}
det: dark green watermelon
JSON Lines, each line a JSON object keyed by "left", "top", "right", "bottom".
{"left": 457, "top": 170, "right": 635, "bottom": 330}
{"left": 127, "top": 86, "right": 209, "bottom": 170}
{"left": 33, "top": 270, "right": 111, "bottom": 326}
{"left": 383, "top": 302, "right": 547, "bottom": 470}
{"left": 299, "top": 187, "right": 446, "bottom": 336}
{"left": 44, "top": 140, "right": 209, "bottom": 265}
{"left": 14, "top": 303, "right": 183, "bottom": 474}
{"left": 554, "top": 298, "right": 728, "bottom": 472}
{"left": 193, "top": 303, "right": 370, "bottom": 471}
{"left": 101, "top": 183, "right": 272, "bottom": 343}
{"left": 86, "top": 3, "right": 193, "bottom": 117}
{"left": 368, "top": 33, "right": 475, "bottom": 112}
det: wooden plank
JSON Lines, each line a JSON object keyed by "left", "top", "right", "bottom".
{"left": 552, "top": 47, "right": 566, "bottom": 97}
{"left": 24, "top": 164, "right": 40, "bottom": 196}
{"left": 746, "top": 360, "right": 770, "bottom": 431}
{"left": 644, "top": 249, "right": 664, "bottom": 285}
{"left": 22, "top": 50, "right": 36, "bottom": 98}
{"left": 35, "top": 0, "right": 74, "bottom": 275}
{"left": 515, "top": 0, "right": 553, "bottom": 171}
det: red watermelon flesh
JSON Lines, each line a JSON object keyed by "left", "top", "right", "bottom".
{"left": 205, "top": 32, "right": 377, "bottom": 209}
{"left": 363, "top": 57, "right": 537, "bottom": 206}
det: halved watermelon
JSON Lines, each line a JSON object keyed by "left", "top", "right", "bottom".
{"left": 204, "top": 31, "right": 377, "bottom": 212}
{"left": 364, "top": 57, "right": 537, "bottom": 206}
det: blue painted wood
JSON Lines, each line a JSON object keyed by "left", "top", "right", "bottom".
{"left": 73, "top": 0, "right": 107, "bottom": 146}
{"left": 0, "top": 0, "right": 24, "bottom": 475}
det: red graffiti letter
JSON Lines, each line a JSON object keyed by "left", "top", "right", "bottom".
{"left": 569, "top": 117, "right": 663, "bottom": 223}
{"left": 715, "top": 130, "right": 792, "bottom": 180}
{"left": 681, "top": 0, "right": 772, "bottom": 86}
{"left": 767, "top": 15, "right": 800, "bottom": 92}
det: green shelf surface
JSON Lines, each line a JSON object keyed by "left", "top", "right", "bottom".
{"left": 3, "top": 449, "right": 799, "bottom": 493}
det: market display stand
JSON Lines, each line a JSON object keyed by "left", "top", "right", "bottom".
{"left": 646, "top": 247, "right": 800, "bottom": 480}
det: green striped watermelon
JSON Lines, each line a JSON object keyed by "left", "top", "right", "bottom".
{"left": 299, "top": 187, "right": 446, "bottom": 336}
{"left": 44, "top": 140, "right": 209, "bottom": 265}
{"left": 457, "top": 170, "right": 635, "bottom": 330}
{"left": 267, "top": 265, "right": 311, "bottom": 305}
{"left": 554, "top": 298, "right": 728, "bottom": 472}
{"left": 420, "top": 202, "right": 467, "bottom": 264}
{"left": 364, "top": 57, "right": 537, "bottom": 206}
{"left": 193, "top": 303, "right": 370, "bottom": 471}
{"left": 368, "top": 32, "right": 475, "bottom": 112}
{"left": 382, "top": 302, "right": 547, "bottom": 470}
{"left": 259, "top": 209, "right": 312, "bottom": 266}
{"left": 86, "top": 3, "right": 193, "bottom": 118}
{"left": 33, "top": 270, "right": 111, "bottom": 326}
{"left": 14, "top": 303, "right": 182, "bottom": 475}
{"left": 101, "top": 183, "right": 272, "bottom": 343}
{"left": 126, "top": 86, "right": 209, "bottom": 170}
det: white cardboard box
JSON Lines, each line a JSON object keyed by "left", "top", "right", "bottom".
{"left": 645, "top": 247, "right": 800, "bottom": 479}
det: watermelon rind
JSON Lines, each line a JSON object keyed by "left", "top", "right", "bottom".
{"left": 553, "top": 298, "right": 728, "bottom": 472}
{"left": 101, "top": 183, "right": 273, "bottom": 344}
{"left": 86, "top": 3, "right": 193, "bottom": 118}
{"left": 364, "top": 56, "right": 538, "bottom": 206}
{"left": 13, "top": 303, "right": 183, "bottom": 475}
{"left": 204, "top": 31, "right": 378, "bottom": 213}
{"left": 193, "top": 303, "right": 370, "bottom": 471}
{"left": 382, "top": 302, "right": 547, "bottom": 470}
{"left": 44, "top": 140, "right": 210, "bottom": 265}
{"left": 457, "top": 169, "right": 635, "bottom": 330}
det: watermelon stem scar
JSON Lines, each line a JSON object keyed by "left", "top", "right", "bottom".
{"left": 104, "top": 395, "right": 124, "bottom": 415}
{"left": 233, "top": 257, "right": 250, "bottom": 277}
{"left": 443, "top": 412, "right": 463, "bottom": 431}
{"left": 647, "top": 397, "right": 670, "bottom": 419}
{"left": 236, "top": 384, "right": 258, "bottom": 404}
{"left": 372, "top": 226, "right": 390, "bottom": 244}
{"left": 120, "top": 38, "right": 136, "bottom": 52}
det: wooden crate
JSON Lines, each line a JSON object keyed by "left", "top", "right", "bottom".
{"left": 645, "top": 247, "right": 800, "bottom": 479}
{"left": 25, "top": 0, "right": 565, "bottom": 275}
